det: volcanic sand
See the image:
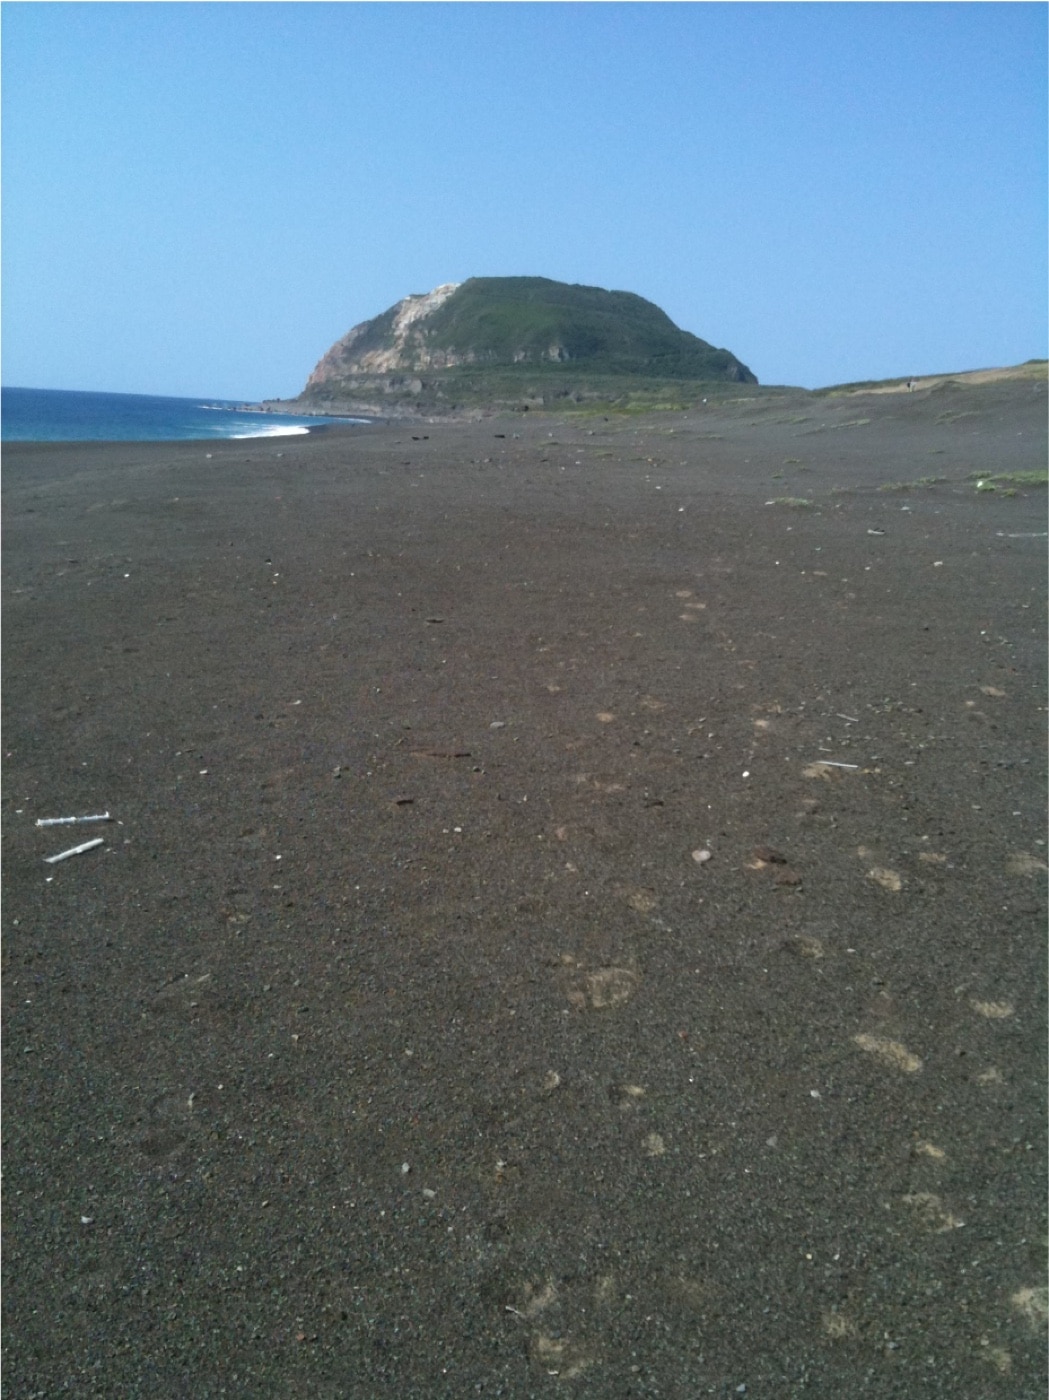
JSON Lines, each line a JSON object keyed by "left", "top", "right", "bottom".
{"left": 3, "top": 373, "right": 1047, "bottom": 1396}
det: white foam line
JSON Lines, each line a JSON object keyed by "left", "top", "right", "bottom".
{"left": 229, "top": 424, "right": 311, "bottom": 439}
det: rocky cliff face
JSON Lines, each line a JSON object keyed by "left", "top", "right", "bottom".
{"left": 305, "top": 284, "right": 463, "bottom": 388}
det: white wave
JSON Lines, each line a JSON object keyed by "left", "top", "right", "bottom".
{"left": 229, "top": 424, "right": 311, "bottom": 439}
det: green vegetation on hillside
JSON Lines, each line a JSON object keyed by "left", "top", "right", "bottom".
{"left": 415, "top": 277, "right": 754, "bottom": 381}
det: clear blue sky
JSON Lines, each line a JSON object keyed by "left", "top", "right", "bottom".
{"left": 3, "top": 2, "right": 1045, "bottom": 398}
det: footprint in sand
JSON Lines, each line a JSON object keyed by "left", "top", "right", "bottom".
{"left": 976, "top": 1066, "right": 1004, "bottom": 1085}
{"left": 618, "top": 885, "right": 659, "bottom": 915}
{"left": 1011, "top": 1285, "right": 1049, "bottom": 1334}
{"left": 510, "top": 1280, "right": 596, "bottom": 1380}
{"left": 136, "top": 1087, "right": 201, "bottom": 1160}
{"left": 643, "top": 1132, "right": 666, "bottom": 1157}
{"left": 853, "top": 1033, "right": 922, "bottom": 1073}
{"left": 1005, "top": 852, "right": 1048, "bottom": 876}
{"left": 970, "top": 999, "right": 1015, "bottom": 1019}
{"left": 913, "top": 1140, "right": 947, "bottom": 1160}
{"left": 558, "top": 957, "right": 641, "bottom": 1011}
{"left": 746, "top": 846, "right": 803, "bottom": 886}
{"left": 583, "top": 967, "right": 640, "bottom": 1009}
{"left": 866, "top": 865, "right": 903, "bottom": 893}
{"left": 150, "top": 972, "right": 214, "bottom": 1016}
{"left": 802, "top": 761, "right": 847, "bottom": 781}
{"left": 611, "top": 1082, "right": 646, "bottom": 1110}
{"left": 979, "top": 1345, "right": 1013, "bottom": 1376}
{"left": 513, "top": 1279, "right": 558, "bottom": 1319}
{"left": 856, "top": 848, "right": 903, "bottom": 891}
{"left": 822, "top": 1310, "right": 859, "bottom": 1340}
{"left": 901, "top": 1191, "right": 964, "bottom": 1233}
{"left": 781, "top": 933, "right": 825, "bottom": 960}
{"left": 530, "top": 1334, "right": 594, "bottom": 1379}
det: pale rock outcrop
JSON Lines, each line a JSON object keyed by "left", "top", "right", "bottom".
{"left": 306, "top": 283, "right": 461, "bottom": 388}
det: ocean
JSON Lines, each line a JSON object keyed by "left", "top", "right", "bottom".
{"left": 0, "top": 386, "right": 363, "bottom": 443}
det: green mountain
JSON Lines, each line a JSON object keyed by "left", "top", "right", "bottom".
{"left": 297, "top": 277, "right": 756, "bottom": 414}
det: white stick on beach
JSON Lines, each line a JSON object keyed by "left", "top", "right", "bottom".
{"left": 36, "top": 812, "right": 111, "bottom": 827}
{"left": 44, "top": 837, "right": 105, "bottom": 864}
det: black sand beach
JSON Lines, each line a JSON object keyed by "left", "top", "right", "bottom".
{"left": 3, "top": 372, "right": 1047, "bottom": 1396}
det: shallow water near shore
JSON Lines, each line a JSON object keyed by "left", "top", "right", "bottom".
{"left": 1, "top": 385, "right": 360, "bottom": 442}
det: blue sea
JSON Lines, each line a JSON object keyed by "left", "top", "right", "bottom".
{"left": 1, "top": 386, "right": 363, "bottom": 443}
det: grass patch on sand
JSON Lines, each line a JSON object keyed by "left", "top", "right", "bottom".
{"left": 970, "top": 470, "right": 1048, "bottom": 487}
{"left": 566, "top": 400, "right": 690, "bottom": 418}
{"left": 879, "top": 476, "right": 951, "bottom": 491}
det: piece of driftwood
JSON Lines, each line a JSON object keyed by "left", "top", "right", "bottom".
{"left": 44, "top": 837, "right": 105, "bottom": 864}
